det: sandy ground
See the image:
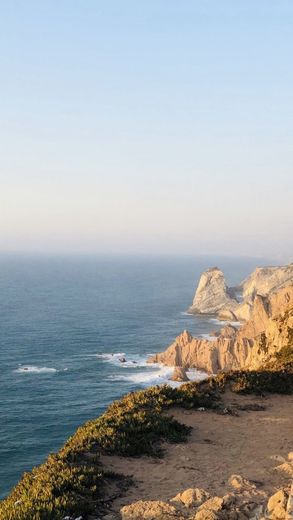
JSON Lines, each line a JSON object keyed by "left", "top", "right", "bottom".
{"left": 100, "top": 392, "right": 293, "bottom": 513}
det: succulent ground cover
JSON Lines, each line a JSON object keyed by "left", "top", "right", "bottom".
{"left": 1, "top": 348, "right": 292, "bottom": 520}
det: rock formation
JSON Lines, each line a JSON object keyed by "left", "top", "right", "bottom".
{"left": 188, "top": 267, "right": 239, "bottom": 315}
{"left": 148, "top": 285, "right": 293, "bottom": 374}
{"left": 119, "top": 457, "right": 293, "bottom": 519}
{"left": 240, "top": 263, "right": 293, "bottom": 301}
{"left": 188, "top": 263, "right": 293, "bottom": 322}
{"left": 169, "top": 366, "right": 190, "bottom": 382}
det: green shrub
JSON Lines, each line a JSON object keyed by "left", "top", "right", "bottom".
{"left": 1, "top": 368, "right": 292, "bottom": 519}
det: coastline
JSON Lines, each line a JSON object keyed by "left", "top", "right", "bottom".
{"left": 1, "top": 261, "right": 292, "bottom": 519}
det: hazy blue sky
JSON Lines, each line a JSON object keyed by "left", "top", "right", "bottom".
{"left": 1, "top": 1, "right": 292, "bottom": 259}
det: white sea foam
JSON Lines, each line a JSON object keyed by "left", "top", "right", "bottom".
{"left": 14, "top": 365, "right": 57, "bottom": 374}
{"left": 107, "top": 364, "right": 174, "bottom": 385}
{"left": 95, "top": 352, "right": 126, "bottom": 360}
{"left": 92, "top": 352, "right": 151, "bottom": 368}
{"left": 107, "top": 364, "right": 207, "bottom": 387}
{"left": 208, "top": 318, "right": 241, "bottom": 327}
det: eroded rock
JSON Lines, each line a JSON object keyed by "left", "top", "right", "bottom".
{"left": 266, "top": 489, "right": 288, "bottom": 519}
{"left": 188, "top": 267, "right": 238, "bottom": 315}
{"left": 120, "top": 500, "right": 181, "bottom": 520}
{"left": 169, "top": 366, "right": 190, "bottom": 382}
{"left": 228, "top": 475, "right": 256, "bottom": 492}
{"left": 148, "top": 285, "right": 293, "bottom": 374}
{"left": 171, "top": 487, "right": 210, "bottom": 508}
{"left": 275, "top": 462, "right": 293, "bottom": 478}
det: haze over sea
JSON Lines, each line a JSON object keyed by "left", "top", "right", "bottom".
{"left": 0, "top": 255, "right": 275, "bottom": 498}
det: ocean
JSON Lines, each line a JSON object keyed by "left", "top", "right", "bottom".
{"left": 0, "top": 255, "right": 270, "bottom": 498}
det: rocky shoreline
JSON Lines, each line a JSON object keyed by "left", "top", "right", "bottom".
{"left": 149, "top": 264, "right": 293, "bottom": 376}
{"left": 1, "top": 263, "right": 292, "bottom": 520}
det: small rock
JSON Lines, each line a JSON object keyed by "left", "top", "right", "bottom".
{"left": 197, "top": 496, "right": 224, "bottom": 513}
{"left": 171, "top": 487, "right": 210, "bottom": 508}
{"left": 194, "top": 510, "right": 219, "bottom": 520}
{"left": 228, "top": 475, "right": 256, "bottom": 491}
{"left": 288, "top": 452, "right": 293, "bottom": 462}
{"left": 266, "top": 489, "right": 288, "bottom": 519}
{"left": 120, "top": 500, "right": 180, "bottom": 520}
{"left": 275, "top": 462, "right": 293, "bottom": 478}
{"left": 169, "top": 366, "right": 190, "bottom": 382}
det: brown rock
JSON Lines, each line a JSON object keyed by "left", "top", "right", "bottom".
{"left": 266, "top": 489, "right": 288, "bottom": 519}
{"left": 169, "top": 366, "right": 190, "bottom": 382}
{"left": 171, "top": 488, "right": 210, "bottom": 508}
{"left": 217, "top": 309, "right": 237, "bottom": 321}
{"left": 120, "top": 500, "right": 181, "bottom": 520}
{"left": 228, "top": 475, "right": 256, "bottom": 492}
{"left": 147, "top": 285, "right": 293, "bottom": 374}
{"left": 193, "top": 510, "right": 219, "bottom": 520}
{"left": 197, "top": 496, "right": 224, "bottom": 513}
{"left": 241, "top": 264, "right": 293, "bottom": 302}
{"left": 275, "top": 462, "right": 293, "bottom": 478}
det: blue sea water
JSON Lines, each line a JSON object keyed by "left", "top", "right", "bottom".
{"left": 0, "top": 255, "right": 271, "bottom": 498}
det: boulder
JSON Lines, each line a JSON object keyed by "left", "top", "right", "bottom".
{"left": 169, "top": 366, "right": 190, "bottom": 382}
{"left": 194, "top": 510, "right": 219, "bottom": 520}
{"left": 188, "top": 267, "right": 238, "bottom": 315}
{"left": 197, "top": 496, "right": 224, "bottom": 513}
{"left": 228, "top": 475, "right": 256, "bottom": 492}
{"left": 266, "top": 489, "right": 288, "bottom": 519}
{"left": 274, "top": 462, "right": 293, "bottom": 478}
{"left": 171, "top": 488, "right": 210, "bottom": 508}
{"left": 120, "top": 500, "right": 181, "bottom": 520}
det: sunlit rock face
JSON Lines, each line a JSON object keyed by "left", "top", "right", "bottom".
{"left": 149, "top": 285, "right": 293, "bottom": 374}
{"left": 188, "top": 267, "right": 238, "bottom": 315}
{"left": 188, "top": 263, "right": 293, "bottom": 322}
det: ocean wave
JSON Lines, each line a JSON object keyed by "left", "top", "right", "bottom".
{"left": 14, "top": 365, "right": 58, "bottom": 374}
{"left": 107, "top": 365, "right": 174, "bottom": 385}
{"left": 107, "top": 365, "right": 207, "bottom": 387}
{"left": 92, "top": 352, "right": 152, "bottom": 368}
{"left": 95, "top": 352, "right": 125, "bottom": 360}
{"left": 208, "top": 318, "right": 241, "bottom": 327}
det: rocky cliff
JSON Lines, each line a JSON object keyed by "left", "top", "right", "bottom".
{"left": 188, "top": 263, "right": 293, "bottom": 321}
{"left": 148, "top": 285, "right": 293, "bottom": 373}
{"left": 188, "top": 267, "right": 239, "bottom": 315}
{"left": 240, "top": 264, "right": 293, "bottom": 301}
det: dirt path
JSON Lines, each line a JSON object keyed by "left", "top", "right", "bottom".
{"left": 100, "top": 392, "right": 293, "bottom": 513}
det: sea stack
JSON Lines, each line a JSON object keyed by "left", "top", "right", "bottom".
{"left": 169, "top": 366, "right": 190, "bottom": 382}
{"left": 188, "top": 267, "right": 238, "bottom": 315}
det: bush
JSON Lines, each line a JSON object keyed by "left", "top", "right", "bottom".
{"left": 1, "top": 368, "right": 292, "bottom": 519}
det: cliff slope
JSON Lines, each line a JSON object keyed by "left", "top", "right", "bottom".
{"left": 149, "top": 285, "right": 293, "bottom": 373}
{"left": 188, "top": 267, "right": 238, "bottom": 315}
{"left": 188, "top": 263, "right": 293, "bottom": 321}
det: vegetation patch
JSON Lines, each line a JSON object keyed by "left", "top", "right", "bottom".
{"left": 1, "top": 367, "right": 292, "bottom": 520}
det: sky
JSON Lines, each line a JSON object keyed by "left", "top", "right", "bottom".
{"left": 0, "top": 1, "right": 292, "bottom": 259}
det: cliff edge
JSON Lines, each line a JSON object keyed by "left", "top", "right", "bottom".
{"left": 188, "top": 263, "right": 293, "bottom": 321}
{"left": 149, "top": 285, "right": 293, "bottom": 373}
